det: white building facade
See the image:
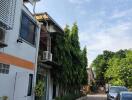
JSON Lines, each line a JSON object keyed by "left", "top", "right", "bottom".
{"left": 0, "top": 0, "right": 41, "bottom": 100}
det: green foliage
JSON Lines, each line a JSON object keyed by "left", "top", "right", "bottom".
{"left": 0, "top": 96, "right": 8, "bottom": 100}
{"left": 119, "top": 50, "right": 132, "bottom": 87}
{"left": 92, "top": 49, "right": 132, "bottom": 88}
{"left": 51, "top": 23, "right": 88, "bottom": 94}
{"left": 105, "top": 57, "right": 121, "bottom": 79}
{"left": 35, "top": 80, "right": 45, "bottom": 97}
{"left": 92, "top": 50, "right": 114, "bottom": 85}
{"left": 109, "top": 79, "right": 125, "bottom": 86}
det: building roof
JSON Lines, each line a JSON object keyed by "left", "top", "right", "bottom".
{"left": 24, "top": 0, "right": 40, "bottom": 4}
{"left": 35, "top": 12, "right": 64, "bottom": 34}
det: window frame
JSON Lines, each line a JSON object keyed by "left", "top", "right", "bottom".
{"left": 27, "top": 74, "right": 33, "bottom": 96}
{"left": 0, "top": 63, "right": 10, "bottom": 74}
{"left": 19, "top": 11, "right": 38, "bottom": 47}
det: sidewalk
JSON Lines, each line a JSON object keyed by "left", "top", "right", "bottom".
{"left": 76, "top": 94, "right": 107, "bottom": 100}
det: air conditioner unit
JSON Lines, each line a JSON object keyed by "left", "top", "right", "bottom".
{"left": 42, "top": 51, "right": 52, "bottom": 61}
{"left": 0, "top": 27, "right": 7, "bottom": 48}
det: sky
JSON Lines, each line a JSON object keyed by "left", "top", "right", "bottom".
{"left": 27, "top": 0, "right": 132, "bottom": 66}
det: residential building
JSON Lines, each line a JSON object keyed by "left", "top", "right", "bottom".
{"left": 0, "top": 0, "right": 41, "bottom": 100}
{"left": 35, "top": 12, "right": 64, "bottom": 100}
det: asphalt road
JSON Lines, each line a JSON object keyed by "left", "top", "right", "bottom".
{"left": 77, "top": 94, "right": 107, "bottom": 100}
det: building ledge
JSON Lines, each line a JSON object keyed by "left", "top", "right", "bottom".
{"left": 0, "top": 42, "right": 7, "bottom": 48}
{"left": 39, "top": 60, "right": 61, "bottom": 69}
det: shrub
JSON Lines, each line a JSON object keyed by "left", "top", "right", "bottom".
{"left": 35, "top": 80, "right": 45, "bottom": 97}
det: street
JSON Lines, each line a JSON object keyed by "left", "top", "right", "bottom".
{"left": 77, "top": 94, "right": 107, "bottom": 100}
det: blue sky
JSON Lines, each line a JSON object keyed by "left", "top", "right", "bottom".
{"left": 27, "top": 0, "right": 132, "bottom": 66}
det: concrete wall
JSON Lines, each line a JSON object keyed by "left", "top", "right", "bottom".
{"left": 0, "top": 65, "right": 33, "bottom": 100}
{"left": 2, "top": 0, "right": 38, "bottom": 63}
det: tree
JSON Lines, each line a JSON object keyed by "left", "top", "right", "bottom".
{"left": 105, "top": 57, "right": 125, "bottom": 86}
{"left": 81, "top": 47, "right": 88, "bottom": 85}
{"left": 92, "top": 50, "right": 114, "bottom": 85}
{"left": 92, "top": 49, "right": 132, "bottom": 87}
{"left": 119, "top": 50, "right": 132, "bottom": 87}
{"left": 51, "top": 23, "right": 88, "bottom": 95}
{"left": 102, "top": 49, "right": 132, "bottom": 88}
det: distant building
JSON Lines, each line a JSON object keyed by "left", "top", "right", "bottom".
{"left": 87, "top": 68, "right": 95, "bottom": 85}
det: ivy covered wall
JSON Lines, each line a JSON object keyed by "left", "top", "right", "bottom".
{"left": 51, "top": 23, "right": 88, "bottom": 95}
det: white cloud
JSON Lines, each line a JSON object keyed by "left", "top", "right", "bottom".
{"left": 110, "top": 9, "right": 132, "bottom": 19}
{"left": 74, "top": 9, "right": 132, "bottom": 66}
{"left": 69, "top": 0, "right": 91, "bottom": 4}
{"left": 79, "top": 10, "right": 87, "bottom": 15}
{"left": 79, "top": 21, "right": 132, "bottom": 66}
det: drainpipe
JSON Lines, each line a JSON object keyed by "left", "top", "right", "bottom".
{"left": 33, "top": 1, "right": 36, "bottom": 18}
{"left": 32, "top": 1, "right": 38, "bottom": 100}
{"left": 33, "top": 22, "right": 42, "bottom": 100}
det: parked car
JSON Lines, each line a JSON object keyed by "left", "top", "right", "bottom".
{"left": 120, "top": 92, "right": 132, "bottom": 100}
{"left": 107, "top": 86, "right": 128, "bottom": 100}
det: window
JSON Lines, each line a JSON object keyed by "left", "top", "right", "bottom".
{"left": 0, "top": 63, "right": 10, "bottom": 74}
{"left": 27, "top": 74, "right": 33, "bottom": 96}
{"left": 20, "top": 11, "right": 37, "bottom": 45}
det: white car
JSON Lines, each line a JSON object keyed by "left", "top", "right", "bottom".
{"left": 120, "top": 92, "right": 132, "bottom": 100}
{"left": 107, "top": 86, "right": 128, "bottom": 100}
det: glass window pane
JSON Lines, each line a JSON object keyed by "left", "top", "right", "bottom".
{"left": 5, "top": 70, "right": 9, "bottom": 74}
{"left": 2, "top": 69, "right": 5, "bottom": 74}
{"left": 27, "top": 21, "right": 36, "bottom": 45}
{"left": 20, "top": 11, "right": 36, "bottom": 45}
{"left": 27, "top": 74, "right": 33, "bottom": 96}
{"left": 20, "top": 14, "right": 29, "bottom": 39}
{"left": 0, "top": 69, "right": 2, "bottom": 73}
{"left": 0, "top": 63, "right": 10, "bottom": 74}
{"left": 0, "top": 63, "right": 2, "bottom": 69}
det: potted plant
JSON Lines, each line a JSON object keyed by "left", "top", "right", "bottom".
{"left": 2, "top": 96, "right": 8, "bottom": 100}
{"left": 35, "top": 80, "right": 45, "bottom": 100}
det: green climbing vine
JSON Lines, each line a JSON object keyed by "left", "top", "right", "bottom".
{"left": 51, "top": 23, "right": 88, "bottom": 95}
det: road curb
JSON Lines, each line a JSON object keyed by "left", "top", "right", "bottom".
{"left": 76, "top": 94, "right": 107, "bottom": 100}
